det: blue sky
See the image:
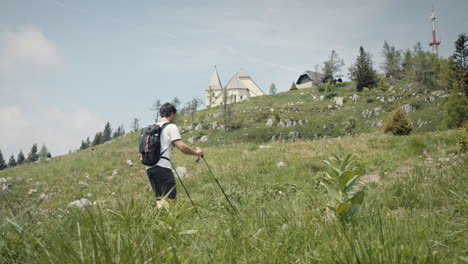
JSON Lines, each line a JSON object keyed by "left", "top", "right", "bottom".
{"left": 1, "top": 0, "right": 467, "bottom": 157}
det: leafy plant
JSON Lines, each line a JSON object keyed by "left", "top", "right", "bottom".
{"left": 320, "top": 154, "right": 366, "bottom": 222}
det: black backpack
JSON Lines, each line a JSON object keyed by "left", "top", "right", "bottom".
{"left": 139, "top": 122, "right": 171, "bottom": 166}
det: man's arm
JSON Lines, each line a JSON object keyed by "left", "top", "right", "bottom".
{"left": 173, "top": 140, "right": 203, "bottom": 156}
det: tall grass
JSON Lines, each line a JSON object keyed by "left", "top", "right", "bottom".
{"left": 1, "top": 130, "right": 467, "bottom": 263}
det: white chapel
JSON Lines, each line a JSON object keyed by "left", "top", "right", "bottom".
{"left": 205, "top": 68, "right": 265, "bottom": 107}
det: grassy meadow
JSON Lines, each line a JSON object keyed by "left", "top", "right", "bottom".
{"left": 1, "top": 127, "right": 467, "bottom": 263}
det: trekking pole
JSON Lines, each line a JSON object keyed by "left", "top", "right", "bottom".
{"left": 169, "top": 160, "right": 197, "bottom": 210}
{"left": 197, "top": 156, "right": 238, "bottom": 213}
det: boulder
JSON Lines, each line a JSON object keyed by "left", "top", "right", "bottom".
{"left": 277, "top": 161, "right": 286, "bottom": 168}
{"left": 39, "top": 193, "right": 48, "bottom": 200}
{"left": 401, "top": 104, "right": 415, "bottom": 115}
{"left": 68, "top": 198, "right": 92, "bottom": 209}
{"left": 333, "top": 97, "right": 344, "bottom": 106}
{"left": 266, "top": 118, "right": 275, "bottom": 127}
{"left": 199, "top": 135, "right": 209, "bottom": 143}
{"left": 194, "top": 123, "right": 203, "bottom": 130}
{"left": 288, "top": 131, "right": 300, "bottom": 139}
{"left": 28, "top": 189, "right": 38, "bottom": 195}
{"left": 188, "top": 137, "right": 196, "bottom": 143}
{"left": 126, "top": 160, "right": 134, "bottom": 167}
{"left": 175, "top": 167, "right": 189, "bottom": 179}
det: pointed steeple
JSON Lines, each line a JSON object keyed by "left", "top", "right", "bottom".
{"left": 207, "top": 66, "right": 223, "bottom": 91}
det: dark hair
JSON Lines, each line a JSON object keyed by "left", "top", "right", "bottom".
{"left": 160, "top": 103, "right": 177, "bottom": 117}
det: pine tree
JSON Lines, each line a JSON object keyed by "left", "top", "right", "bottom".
{"left": 39, "top": 144, "right": 50, "bottom": 159}
{"left": 102, "top": 122, "right": 112, "bottom": 142}
{"left": 0, "top": 149, "right": 7, "bottom": 170}
{"left": 86, "top": 137, "right": 91, "bottom": 148}
{"left": 289, "top": 82, "right": 298, "bottom": 91}
{"left": 382, "top": 40, "right": 402, "bottom": 81}
{"left": 269, "top": 83, "right": 277, "bottom": 95}
{"left": 8, "top": 154, "right": 17, "bottom": 167}
{"left": 171, "top": 97, "right": 181, "bottom": 109}
{"left": 131, "top": 118, "right": 140, "bottom": 132}
{"left": 151, "top": 99, "right": 162, "bottom": 122}
{"left": 17, "top": 150, "right": 25, "bottom": 165}
{"left": 80, "top": 140, "right": 87, "bottom": 150}
{"left": 445, "top": 88, "right": 468, "bottom": 128}
{"left": 27, "top": 144, "right": 39, "bottom": 163}
{"left": 92, "top": 132, "right": 103, "bottom": 146}
{"left": 453, "top": 33, "right": 468, "bottom": 96}
{"left": 383, "top": 107, "right": 413, "bottom": 136}
{"left": 349, "top": 46, "right": 378, "bottom": 91}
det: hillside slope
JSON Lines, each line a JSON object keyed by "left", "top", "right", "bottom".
{"left": 177, "top": 81, "right": 450, "bottom": 145}
{"left": 1, "top": 124, "right": 467, "bottom": 262}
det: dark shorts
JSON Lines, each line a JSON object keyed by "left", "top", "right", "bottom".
{"left": 146, "top": 166, "right": 177, "bottom": 199}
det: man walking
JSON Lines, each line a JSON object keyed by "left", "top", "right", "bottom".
{"left": 146, "top": 103, "right": 203, "bottom": 208}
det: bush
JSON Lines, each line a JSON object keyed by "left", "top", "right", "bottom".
{"left": 445, "top": 88, "right": 468, "bottom": 128}
{"left": 383, "top": 107, "right": 413, "bottom": 135}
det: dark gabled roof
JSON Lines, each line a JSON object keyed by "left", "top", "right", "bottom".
{"left": 296, "top": 71, "right": 324, "bottom": 84}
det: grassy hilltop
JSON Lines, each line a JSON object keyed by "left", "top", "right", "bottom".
{"left": 1, "top": 83, "right": 467, "bottom": 263}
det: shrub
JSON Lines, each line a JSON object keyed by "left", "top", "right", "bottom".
{"left": 383, "top": 107, "right": 413, "bottom": 135}
{"left": 445, "top": 88, "right": 468, "bottom": 128}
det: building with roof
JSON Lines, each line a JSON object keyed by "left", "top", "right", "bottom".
{"left": 205, "top": 68, "right": 265, "bottom": 107}
{"left": 295, "top": 71, "right": 324, "bottom": 89}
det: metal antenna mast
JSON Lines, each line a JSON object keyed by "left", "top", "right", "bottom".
{"left": 429, "top": 7, "right": 441, "bottom": 56}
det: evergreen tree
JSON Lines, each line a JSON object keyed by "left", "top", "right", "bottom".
{"left": 269, "top": 83, "right": 277, "bottom": 95}
{"left": 8, "top": 154, "right": 17, "bottom": 167}
{"left": 131, "top": 118, "right": 140, "bottom": 132}
{"left": 151, "top": 99, "right": 162, "bottom": 122}
{"left": 92, "top": 132, "right": 103, "bottom": 146}
{"left": 322, "top": 50, "right": 344, "bottom": 83}
{"left": 80, "top": 140, "right": 87, "bottom": 150}
{"left": 402, "top": 49, "right": 413, "bottom": 74}
{"left": 349, "top": 46, "right": 378, "bottom": 91}
{"left": 453, "top": 33, "right": 468, "bottom": 96}
{"left": 171, "top": 97, "right": 181, "bottom": 109}
{"left": 0, "top": 149, "right": 6, "bottom": 170}
{"left": 27, "top": 144, "right": 39, "bottom": 163}
{"left": 39, "top": 144, "right": 50, "bottom": 159}
{"left": 17, "top": 150, "right": 25, "bottom": 165}
{"left": 102, "top": 122, "right": 112, "bottom": 142}
{"left": 86, "top": 137, "right": 91, "bottom": 147}
{"left": 445, "top": 88, "right": 468, "bottom": 128}
{"left": 383, "top": 107, "right": 413, "bottom": 136}
{"left": 289, "top": 82, "right": 298, "bottom": 91}
{"left": 382, "top": 40, "right": 402, "bottom": 81}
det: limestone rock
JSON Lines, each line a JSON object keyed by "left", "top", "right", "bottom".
{"left": 401, "top": 104, "right": 415, "bottom": 115}
{"left": 28, "top": 189, "right": 37, "bottom": 195}
{"left": 266, "top": 118, "right": 275, "bottom": 127}
{"left": 194, "top": 123, "right": 203, "bottom": 130}
{"left": 68, "top": 198, "right": 92, "bottom": 209}
{"left": 175, "top": 167, "right": 189, "bottom": 179}
{"left": 188, "top": 137, "right": 196, "bottom": 143}
{"left": 126, "top": 160, "right": 134, "bottom": 167}
{"left": 199, "top": 135, "right": 209, "bottom": 143}
{"left": 277, "top": 161, "right": 286, "bottom": 167}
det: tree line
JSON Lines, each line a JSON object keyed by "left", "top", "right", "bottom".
{"left": 0, "top": 144, "right": 51, "bottom": 170}
{"left": 78, "top": 122, "right": 126, "bottom": 151}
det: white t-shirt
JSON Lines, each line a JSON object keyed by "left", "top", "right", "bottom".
{"left": 146, "top": 121, "right": 181, "bottom": 170}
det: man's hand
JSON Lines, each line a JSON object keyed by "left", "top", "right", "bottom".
{"left": 195, "top": 148, "right": 204, "bottom": 157}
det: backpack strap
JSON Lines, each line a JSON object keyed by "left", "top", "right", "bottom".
{"left": 159, "top": 122, "right": 172, "bottom": 161}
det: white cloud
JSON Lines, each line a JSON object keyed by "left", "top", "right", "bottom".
{"left": 0, "top": 105, "right": 104, "bottom": 157}
{"left": 0, "top": 25, "right": 63, "bottom": 98}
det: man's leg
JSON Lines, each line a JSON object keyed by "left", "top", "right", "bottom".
{"left": 147, "top": 166, "right": 177, "bottom": 208}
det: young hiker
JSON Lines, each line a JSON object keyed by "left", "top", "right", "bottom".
{"left": 146, "top": 103, "right": 203, "bottom": 208}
